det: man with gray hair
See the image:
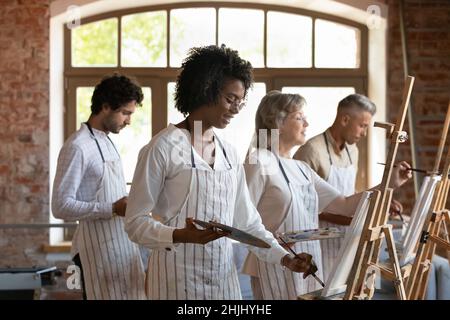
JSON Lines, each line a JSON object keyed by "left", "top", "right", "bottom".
{"left": 293, "top": 93, "right": 376, "bottom": 281}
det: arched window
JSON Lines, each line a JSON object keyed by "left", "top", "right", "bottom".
{"left": 65, "top": 2, "right": 368, "bottom": 185}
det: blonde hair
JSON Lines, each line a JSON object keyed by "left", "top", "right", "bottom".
{"left": 252, "top": 90, "right": 306, "bottom": 150}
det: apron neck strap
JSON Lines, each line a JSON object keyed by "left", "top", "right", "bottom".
{"left": 85, "top": 122, "right": 105, "bottom": 163}
{"left": 344, "top": 145, "right": 353, "bottom": 165}
{"left": 186, "top": 119, "right": 232, "bottom": 169}
{"left": 85, "top": 122, "right": 120, "bottom": 162}
{"left": 275, "top": 153, "right": 309, "bottom": 185}
{"left": 323, "top": 132, "right": 352, "bottom": 165}
{"left": 214, "top": 134, "right": 232, "bottom": 170}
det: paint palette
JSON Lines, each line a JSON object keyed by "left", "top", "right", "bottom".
{"left": 280, "top": 227, "right": 344, "bottom": 243}
{"left": 193, "top": 219, "right": 271, "bottom": 248}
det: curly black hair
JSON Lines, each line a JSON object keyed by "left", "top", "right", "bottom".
{"left": 174, "top": 44, "right": 254, "bottom": 116}
{"left": 91, "top": 73, "right": 144, "bottom": 114}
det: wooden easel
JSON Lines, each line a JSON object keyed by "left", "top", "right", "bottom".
{"left": 405, "top": 101, "right": 450, "bottom": 300}
{"left": 343, "top": 76, "right": 415, "bottom": 300}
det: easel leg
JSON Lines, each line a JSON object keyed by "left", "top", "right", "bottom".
{"left": 383, "top": 225, "right": 407, "bottom": 300}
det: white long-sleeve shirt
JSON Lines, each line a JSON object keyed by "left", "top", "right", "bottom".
{"left": 244, "top": 150, "right": 341, "bottom": 233}
{"left": 52, "top": 123, "right": 117, "bottom": 221}
{"left": 125, "top": 124, "right": 289, "bottom": 266}
{"left": 242, "top": 150, "right": 341, "bottom": 277}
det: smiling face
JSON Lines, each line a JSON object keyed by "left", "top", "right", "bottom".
{"left": 279, "top": 108, "right": 309, "bottom": 148}
{"left": 102, "top": 100, "right": 137, "bottom": 134}
{"left": 201, "top": 79, "right": 246, "bottom": 129}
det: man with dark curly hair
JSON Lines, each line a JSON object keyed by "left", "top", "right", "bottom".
{"left": 52, "top": 74, "right": 146, "bottom": 299}
{"left": 125, "top": 45, "right": 316, "bottom": 300}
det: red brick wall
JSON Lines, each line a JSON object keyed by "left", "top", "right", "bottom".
{"left": 0, "top": 0, "right": 51, "bottom": 267}
{"left": 382, "top": 0, "right": 450, "bottom": 214}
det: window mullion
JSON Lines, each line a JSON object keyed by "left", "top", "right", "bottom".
{"left": 118, "top": 16, "right": 122, "bottom": 66}
{"left": 312, "top": 17, "right": 315, "bottom": 69}
{"left": 215, "top": 7, "right": 219, "bottom": 46}
{"left": 167, "top": 9, "right": 170, "bottom": 67}
{"left": 264, "top": 10, "right": 267, "bottom": 68}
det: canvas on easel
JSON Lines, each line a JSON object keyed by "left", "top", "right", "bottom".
{"left": 343, "top": 76, "right": 415, "bottom": 300}
{"left": 399, "top": 175, "right": 441, "bottom": 265}
{"left": 405, "top": 101, "right": 450, "bottom": 299}
{"left": 321, "top": 191, "right": 372, "bottom": 297}
{"left": 406, "top": 163, "right": 450, "bottom": 299}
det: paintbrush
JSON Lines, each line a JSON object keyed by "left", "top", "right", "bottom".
{"left": 377, "top": 162, "right": 430, "bottom": 174}
{"left": 278, "top": 236, "right": 325, "bottom": 288}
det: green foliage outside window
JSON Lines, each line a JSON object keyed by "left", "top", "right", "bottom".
{"left": 121, "top": 11, "right": 167, "bottom": 67}
{"left": 72, "top": 18, "right": 118, "bottom": 67}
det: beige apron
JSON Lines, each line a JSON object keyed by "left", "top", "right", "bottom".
{"left": 320, "top": 133, "right": 356, "bottom": 282}
{"left": 147, "top": 135, "right": 242, "bottom": 300}
{"left": 256, "top": 156, "right": 323, "bottom": 299}
{"left": 76, "top": 123, "right": 146, "bottom": 300}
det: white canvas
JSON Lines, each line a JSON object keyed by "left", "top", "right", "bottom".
{"left": 321, "top": 191, "right": 372, "bottom": 297}
{"left": 399, "top": 175, "right": 441, "bottom": 265}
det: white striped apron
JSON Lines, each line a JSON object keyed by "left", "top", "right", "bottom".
{"left": 257, "top": 157, "right": 323, "bottom": 299}
{"left": 147, "top": 136, "right": 242, "bottom": 300}
{"left": 77, "top": 123, "right": 146, "bottom": 300}
{"left": 320, "top": 133, "right": 356, "bottom": 282}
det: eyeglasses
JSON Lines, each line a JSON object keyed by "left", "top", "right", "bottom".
{"left": 221, "top": 93, "right": 246, "bottom": 111}
{"left": 297, "top": 115, "right": 307, "bottom": 123}
{"left": 287, "top": 112, "right": 307, "bottom": 123}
